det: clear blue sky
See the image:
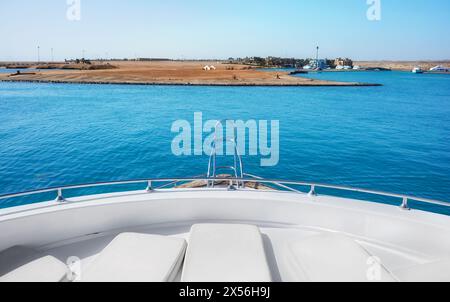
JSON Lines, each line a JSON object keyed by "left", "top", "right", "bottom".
{"left": 1, "top": 0, "right": 449, "bottom": 61}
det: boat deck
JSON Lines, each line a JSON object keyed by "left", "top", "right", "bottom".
{"left": 1, "top": 188, "right": 449, "bottom": 282}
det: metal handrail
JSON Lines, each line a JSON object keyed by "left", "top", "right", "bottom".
{"left": 207, "top": 120, "right": 244, "bottom": 189}
{"left": 0, "top": 176, "right": 449, "bottom": 210}
{"left": 208, "top": 140, "right": 244, "bottom": 179}
{"left": 243, "top": 173, "right": 303, "bottom": 194}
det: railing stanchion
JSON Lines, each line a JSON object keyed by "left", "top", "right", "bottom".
{"left": 400, "top": 197, "right": 410, "bottom": 210}
{"left": 228, "top": 179, "right": 237, "bottom": 191}
{"left": 308, "top": 185, "right": 317, "bottom": 197}
{"left": 146, "top": 181, "right": 153, "bottom": 192}
{"left": 55, "top": 188, "right": 65, "bottom": 202}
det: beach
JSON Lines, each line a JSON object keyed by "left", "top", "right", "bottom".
{"left": 0, "top": 60, "right": 379, "bottom": 86}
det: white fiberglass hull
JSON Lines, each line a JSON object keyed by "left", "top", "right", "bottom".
{"left": 0, "top": 188, "right": 449, "bottom": 282}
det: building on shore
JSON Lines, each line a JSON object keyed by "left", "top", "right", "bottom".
{"left": 137, "top": 58, "right": 171, "bottom": 61}
{"left": 334, "top": 58, "right": 353, "bottom": 68}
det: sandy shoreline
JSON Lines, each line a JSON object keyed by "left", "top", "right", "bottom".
{"left": 0, "top": 61, "right": 380, "bottom": 87}
{"left": 0, "top": 79, "right": 381, "bottom": 87}
{"left": 355, "top": 60, "right": 450, "bottom": 71}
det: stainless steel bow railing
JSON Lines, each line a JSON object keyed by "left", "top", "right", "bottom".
{"left": 0, "top": 175, "right": 449, "bottom": 211}
{"left": 207, "top": 120, "right": 244, "bottom": 189}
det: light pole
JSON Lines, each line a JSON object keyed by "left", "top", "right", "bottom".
{"left": 316, "top": 46, "right": 319, "bottom": 69}
{"left": 37, "top": 46, "right": 40, "bottom": 63}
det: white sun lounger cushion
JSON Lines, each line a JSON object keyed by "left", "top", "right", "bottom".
{"left": 286, "top": 233, "right": 396, "bottom": 282}
{"left": 81, "top": 233, "right": 187, "bottom": 282}
{"left": 0, "top": 246, "right": 68, "bottom": 282}
{"left": 181, "top": 224, "right": 272, "bottom": 282}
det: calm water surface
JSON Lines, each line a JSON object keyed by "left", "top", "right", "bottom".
{"left": 0, "top": 71, "right": 449, "bottom": 212}
{"left": 0, "top": 69, "right": 41, "bottom": 73}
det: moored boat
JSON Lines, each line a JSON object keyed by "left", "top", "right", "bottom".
{"left": 429, "top": 65, "right": 450, "bottom": 72}
{"left": 412, "top": 67, "right": 424, "bottom": 74}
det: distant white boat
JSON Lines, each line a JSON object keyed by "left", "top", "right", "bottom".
{"left": 335, "top": 65, "right": 344, "bottom": 70}
{"left": 412, "top": 67, "right": 424, "bottom": 74}
{"left": 302, "top": 65, "right": 312, "bottom": 70}
{"left": 353, "top": 65, "right": 361, "bottom": 70}
{"left": 429, "top": 65, "right": 449, "bottom": 72}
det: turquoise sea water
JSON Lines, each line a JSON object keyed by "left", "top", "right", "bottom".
{"left": 0, "top": 71, "right": 449, "bottom": 213}
{"left": 0, "top": 69, "right": 42, "bottom": 74}
{"left": 0, "top": 69, "right": 22, "bottom": 74}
